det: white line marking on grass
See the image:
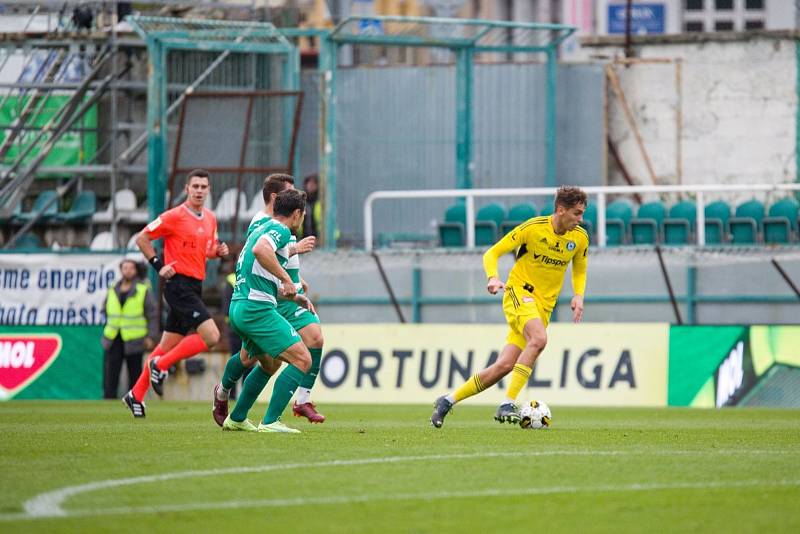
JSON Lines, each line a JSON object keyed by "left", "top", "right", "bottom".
{"left": 6, "top": 449, "right": 799, "bottom": 522}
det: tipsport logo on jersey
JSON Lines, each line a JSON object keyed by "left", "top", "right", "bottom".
{"left": 313, "top": 324, "right": 669, "bottom": 407}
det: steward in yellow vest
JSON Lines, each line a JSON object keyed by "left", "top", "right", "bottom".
{"left": 102, "top": 259, "right": 159, "bottom": 399}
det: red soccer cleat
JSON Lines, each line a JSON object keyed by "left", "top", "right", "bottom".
{"left": 212, "top": 384, "right": 228, "bottom": 427}
{"left": 292, "top": 401, "right": 326, "bottom": 423}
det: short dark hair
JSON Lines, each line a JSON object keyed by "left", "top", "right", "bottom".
{"left": 273, "top": 189, "right": 306, "bottom": 217}
{"left": 186, "top": 169, "right": 210, "bottom": 183}
{"left": 262, "top": 173, "right": 295, "bottom": 204}
{"left": 554, "top": 186, "right": 587, "bottom": 209}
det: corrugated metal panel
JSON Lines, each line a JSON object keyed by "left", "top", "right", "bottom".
{"left": 300, "top": 63, "right": 604, "bottom": 244}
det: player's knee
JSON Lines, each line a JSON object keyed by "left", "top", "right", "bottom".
{"left": 294, "top": 347, "right": 312, "bottom": 373}
{"left": 496, "top": 357, "right": 516, "bottom": 375}
{"left": 526, "top": 334, "right": 547, "bottom": 355}
{"left": 303, "top": 329, "right": 324, "bottom": 349}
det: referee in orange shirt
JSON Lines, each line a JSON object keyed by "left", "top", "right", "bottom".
{"left": 123, "top": 169, "right": 229, "bottom": 417}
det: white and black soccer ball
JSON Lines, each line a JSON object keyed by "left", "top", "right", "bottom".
{"left": 519, "top": 400, "right": 551, "bottom": 429}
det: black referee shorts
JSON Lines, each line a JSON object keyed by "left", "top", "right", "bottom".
{"left": 163, "top": 274, "right": 212, "bottom": 335}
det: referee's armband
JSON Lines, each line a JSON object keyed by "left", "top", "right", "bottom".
{"left": 149, "top": 256, "right": 163, "bottom": 273}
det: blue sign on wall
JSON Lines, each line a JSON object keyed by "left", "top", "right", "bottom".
{"left": 608, "top": 3, "right": 665, "bottom": 35}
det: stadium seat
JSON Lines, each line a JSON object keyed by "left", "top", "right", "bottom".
{"left": 14, "top": 191, "right": 59, "bottom": 225}
{"left": 605, "top": 198, "right": 633, "bottom": 246}
{"left": 126, "top": 232, "right": 139, "bottom": 250}
{"left": 56, "top": 191, "right": 96, "bottom": 224}
{"left": 763, "top": 198, "right": 799, "bottom": 244}
{"left": 214, "top": 188, "right": 248, "bottom": 222}
{"left": 501, "top": 203, "right": 537, "bottom": 235}
{"left": 580, "top": 201, "right": 597, "bottom": 238}
{"left": 92, "top": 189, "right": 139, "bottom": 224}
{"left": 241, "top": 193, "right": 264, "bottom": 222}
{"left": 438, "top": 203, "right": 466, "bottom": 247}
{"left": 704, "top": 200, "right": 731, "bottom": 245}
{"left": 9, "top": 232, "right": 42, "bottom": 249}
{"left": 631, "top": 201, "right": 666, "bottom": 244}
{"left": 664, "top": 200, "right": 696, "bottom": 245}
{"left": 475, "top": 203, "right": 505, "bottom": 246}
{"left": 89, "top": 231, "right": 116, "bottom": 250}
{"left": 539, "top": 198, "right": 555, "bottom": 217}
{"left": 729, "top": 199, "right": 765, "bottom": 244}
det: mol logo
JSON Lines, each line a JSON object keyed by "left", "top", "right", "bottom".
{"left": 0, "top": 335, "right": 62, "bottom": 400}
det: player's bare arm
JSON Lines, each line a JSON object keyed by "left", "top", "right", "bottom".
{"left": 487, "top": 276, "right": 505, "bottom": 295}
{"left": 290, "top": 236, "right": 316, "bottom": 256}
{"left": 136, "top": 231, "right": 176, "bottom": 279}
{"left": 571, "top": 294, "right": 584, "bottom": 323}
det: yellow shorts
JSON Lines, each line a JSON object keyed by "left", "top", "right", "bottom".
{"left": 502, "top": 285, "right": 551, "bottom": 350}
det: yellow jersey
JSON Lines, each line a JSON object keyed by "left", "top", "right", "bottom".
{"left": 483, "top": 215, "right": 589, "bottom": 314}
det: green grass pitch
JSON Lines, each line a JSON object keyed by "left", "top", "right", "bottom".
{"left": 1, "top": 402, "right": 798, "bottom": 533}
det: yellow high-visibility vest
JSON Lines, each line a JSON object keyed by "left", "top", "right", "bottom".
{"left": 227, "top": 272, "right": 236, "bottom": 287}
{"left": 103, "top": 283, "right": 148, "bottom": 341}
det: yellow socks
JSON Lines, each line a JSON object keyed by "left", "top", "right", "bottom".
{"left": 505, "top": 363, "right": 532, "bottom": 402}
{"left": 453, "top": 374, "right": 486, "bottom": 402}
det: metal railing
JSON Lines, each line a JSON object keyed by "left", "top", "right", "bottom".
{"left": 363, "top": 183, "right": 800, "bottom": 250}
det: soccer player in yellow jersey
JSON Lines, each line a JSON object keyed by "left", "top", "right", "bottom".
{"left": 431, "top": 186, "right": 589, "bottom": 428}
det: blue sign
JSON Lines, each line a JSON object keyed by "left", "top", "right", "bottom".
{"left": 358, "top": 18, "right": 384, "bottom": 36}
{"left": 608, "top": 3, "right": 665, "bottom": 35}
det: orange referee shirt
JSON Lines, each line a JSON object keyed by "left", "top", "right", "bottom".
{"left": 144, "top": 204, "right": 219, "bottom": 281}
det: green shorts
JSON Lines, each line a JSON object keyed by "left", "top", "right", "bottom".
{"left": 278, "top": 300, "right": 321, "bottom": 332}
{"left": 229, "top": 299, "right": 301, "bottom": 358}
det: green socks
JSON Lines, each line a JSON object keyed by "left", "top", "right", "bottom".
{"left": 230, "top": 365, "right": 271, "bottom": 422}
{"left": 221, "top": 352, "right": 246, "bottom": 391}
{"left": 299, "top": 348, "right": 322, "bottom": 390}
{"left": 263, "top": 364, "right": 305, "bottom": 425}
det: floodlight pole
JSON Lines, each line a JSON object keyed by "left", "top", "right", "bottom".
{"left": 455, "top": 46, "right": 473, "bottom": 190}
{"left": 145, "top": 36, "right": 167, "bottom": 222}
{"left": 320, "top": 36, "right": 338, "bottom": 249}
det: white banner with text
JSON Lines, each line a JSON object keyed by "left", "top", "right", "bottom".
{"left": 305, "top": 323, "right": 669, "bottom": 407}
{"left": 0, "top": 254, "right": 123, "bottom": 325}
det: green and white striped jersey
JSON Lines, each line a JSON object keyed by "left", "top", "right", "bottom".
{"left": 232, "top": 216, "right": 292, "bottom": 307}
{"left": 249, "top": 211, "right": 301, "bottom": 285}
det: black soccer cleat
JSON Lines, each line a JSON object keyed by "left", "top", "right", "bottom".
{"left": 430, "top": 396, "right": 453, "bottom": 428}
{"left": 494, "top": 402, "right": 521, "bottom": 424}
{"left": 122, "top": 391, "right": 146, "bottom": 418}
{"left": 149, "top": 357, "right": 168, "bottom": 397}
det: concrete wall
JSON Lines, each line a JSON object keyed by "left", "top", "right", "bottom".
{"left": 577, "top": 31, "right": 797, "bottom": 204}
{"left": 297, "top": 247, "right": 800, "bottom": 326}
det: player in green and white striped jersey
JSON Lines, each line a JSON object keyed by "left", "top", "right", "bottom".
{"left": 222, "top": 188, "right": 313, "bottom": 433}
{"left": 214, "top": 174, "right": 325, "bottom": 432}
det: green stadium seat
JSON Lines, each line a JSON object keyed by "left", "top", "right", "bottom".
{"left": 14, "top": 191, "right": 58, "bottom": 225}
{"left": 729, "top": 199, "right": 765, "bottom": 244}
{"left": 664, "top": 200, "right": 696, "bottom": 245}
{"left": 763, "top": 198, "right": 799, "bottom": 244}
{"left": 10, "top": 233, "right": 43, "bottom": 249}
{"left": 631, "top": 201, "right": 666, "bottom": 244}
{"left": 438, "top": 203, "right": 465, "bottom": 247}
{"left": 539, "top": 196, "right": 555, "bottom": 217}
{"left": 580, "top": 201, "right": 597, "bottom": 238}
{"left": 500, "top": 202, "right": 537, "bottom": 235}
{"left": 55, "top": 191, "right": 96, "bottom": 224}
{"left": 475, "top": 203, "right": 505, "bottom": 246}
{"left": 605, "top": 198, "right": 633, "bottom": 246}
{"left": 704, "top": 200, "right": 730, "bottom": 245}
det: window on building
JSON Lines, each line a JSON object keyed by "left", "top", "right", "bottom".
{"left": 714, "top": 20, "right": 734, "bottom": 31}
{"left": 685, "top": 0, "right": 703, "bottom": 10}
{"left": 685, "top": 21, "right": 704, "bottom": 32}
{"left": 744, "top": 19, "right": 765, "bottom": 30}
{"left": 745, "top": 0, "right": 764, "bottom": 9}
{"left": 715, "top": 0, "right": 733, "bottom": 9}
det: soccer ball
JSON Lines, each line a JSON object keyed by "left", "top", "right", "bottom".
{"left": 519, "top": 400, "right": 551, "bottom": 429}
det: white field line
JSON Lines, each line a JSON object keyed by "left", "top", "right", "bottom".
{"left": 3, "top": 449, "right": 798, "bottom": 522}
